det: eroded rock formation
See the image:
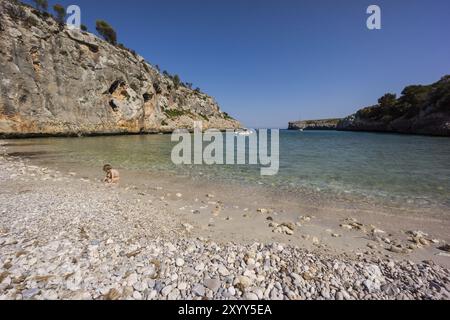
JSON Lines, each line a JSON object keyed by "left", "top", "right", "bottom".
{"left": 0, "top": 0, "right": 240, "bottom": 137}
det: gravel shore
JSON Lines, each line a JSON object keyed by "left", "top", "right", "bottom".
{"left": 1, "top": 144, "right": 449, "bottom": 300}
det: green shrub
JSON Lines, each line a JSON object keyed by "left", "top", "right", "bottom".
{"left": 164, "top": 109, "right": 193, "bottom": 119}
{"left": 355, "top": 75, "right": 450, "bottom": 122}
{"left": 96, "top": 20, "right": 117, "bottom": 45}
{"left": 400, "top": 85, "right": 429, "bottom": 106}
{"left": 172, "top": 75, "right": 181, "bottom": 89}
{"left": 32, "top": 0, "right": 48, "bottom": 12}
{"left": 223, "top": 112, "right": 234, "bottom": 120}
{"left": 378, "top": 93, "right": 397, "bottom": 108}
{"left": 53, "top": 4, "right": 65, "bottom": 24}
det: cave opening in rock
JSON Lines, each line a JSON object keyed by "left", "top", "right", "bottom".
{"left": 143, "top": 93, "right": 153, "bottom": 102}
{"left": 108, "top": 80, "right": 125, "bottom": 94}
{"left": 109, "top": 100, "right": 119, "bottom": 112}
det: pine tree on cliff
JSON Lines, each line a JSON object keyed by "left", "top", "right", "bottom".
{"left": 173, "top": 75, "right": 181, "bottom": 89}
{"left": 53, "top": 4, "right": 66, "bottom": 24}
{"left": 32, "top": 0, "right": 48, "bottom": 12}
{"left": 378, "top": 93, "right": 397, "bottom": 108}
{"left": 96, "top": 20, "right": 117, "bottom": 45}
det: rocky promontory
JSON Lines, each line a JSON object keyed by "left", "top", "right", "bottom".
{"left": 337, "top": 76, "right": 450, "bottom": 137}
{"left": 288, "top": 119, "right": 341, "bottom": 131}
{"left": 289, "top": 77, "right": 450, "bottom": 137}
{"left": 0, "top": 0, "right": 240, "bottom": 138}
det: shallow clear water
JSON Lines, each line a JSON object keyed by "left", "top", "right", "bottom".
{"left": 5, "top": 131, "right": 450, "bottom": 209}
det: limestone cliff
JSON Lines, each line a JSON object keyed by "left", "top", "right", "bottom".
{"left": 0, "top": 0, "right": 241, "bottom": 138}
{"left": 288, "top": 119, "right": 341, "bottom": 131}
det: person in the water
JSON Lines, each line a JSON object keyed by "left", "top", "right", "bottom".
{"left": 103, "top": 164, "right": 120, "bottom": 184}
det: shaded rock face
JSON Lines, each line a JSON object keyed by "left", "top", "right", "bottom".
{"left": 337, "top": 76, "right": 450, "bottom": 137}
{"left": 0, "top": 0, "right": 240, "bottom": 138}
{"left": 288, "top": 119, "right": 341, "bottom": 131}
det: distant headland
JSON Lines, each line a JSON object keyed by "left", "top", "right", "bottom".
{"left": 289, "top": 76, "right": 450, "bottom": 137}
{"left": 288, "top": 119, "right": 341, "bottom": 131}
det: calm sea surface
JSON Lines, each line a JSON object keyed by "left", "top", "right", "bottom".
{"left": 4, "top": 131, "right": 450, "bottom": 210}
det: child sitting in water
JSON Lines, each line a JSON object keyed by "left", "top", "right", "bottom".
{"left": 103, "top": 164, "right": 120, "bottom": 184}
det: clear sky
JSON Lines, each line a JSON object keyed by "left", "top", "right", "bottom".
{"left": 24, "top": 0, "right": 450, "bottom": 128}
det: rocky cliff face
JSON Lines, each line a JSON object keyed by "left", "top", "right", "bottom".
{"left": 288, "top": 119, "right": 341, "bottom": 131}
{"left": 0, "top": 0, "right": 240, "bottom": 138}
{"left": 337, "top": 76, "right": 450, "bottom": 137}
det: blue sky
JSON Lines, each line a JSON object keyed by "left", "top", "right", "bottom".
{"left": 25, "top": 0, "right": 450, "bottom": 128}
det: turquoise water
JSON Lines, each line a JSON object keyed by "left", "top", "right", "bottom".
{"left": 5, "top": 131, "right": 450, "bottom": 209}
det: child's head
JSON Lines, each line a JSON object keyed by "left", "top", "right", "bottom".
{"left": 103, "top": 164, "right": 113, "bottom": 173}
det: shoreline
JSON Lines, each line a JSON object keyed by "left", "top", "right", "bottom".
{"left": 2, "top": 138, "right": 449, "bottom": 247}
{"left": 0, "top": 130, "right": 183, "bottom": 140}
{"left": 287, "top": 128, "right": 450, "bottom": 138}
{"left": 1, "top": 142, "right": 450, "bottom": 300}
{"left": 4, "top": 126, "right": 450, "bottom": 140}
